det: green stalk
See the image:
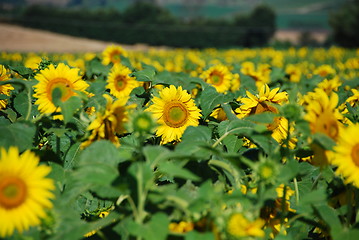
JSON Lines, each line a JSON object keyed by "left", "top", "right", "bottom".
{"left": 293, "top": 177, "right": 300, "bottom": 204}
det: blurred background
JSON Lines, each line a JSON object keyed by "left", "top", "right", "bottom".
{"left": 0, "top": 0, "right": 358, "bottom": 50}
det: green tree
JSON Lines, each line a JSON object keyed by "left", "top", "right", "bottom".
{"left": 329, "top": 0, "right": 359, "bottom": 48}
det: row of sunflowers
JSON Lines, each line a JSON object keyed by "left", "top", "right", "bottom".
{"left": 0, "top": 45, "right": 359, "bottom": 240}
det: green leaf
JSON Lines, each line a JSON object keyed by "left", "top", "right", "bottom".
{"left": 181, "top": 126, "right": 212, "bottom": 142}
{"left": 245, "top": 112, "right": 277, "bottom": 124}
{"left": 2, "top": 108, "right": 17, "bottom": 122}
{"left": 333, "top": 229, "right": 359, "bottom": 240}
{"left": 8, "top": 65, "right": 33, "bottom": 78}
{"left": 58, "top": 96, "right": 83, "bottom": 123}
{"left": 218, "top": 119, "right": 254, "bottom": 137}
{"left": 125, "top": 213, "right": 169, "bottom": 240}
{"left": 313, "top": 133, "right": 336, "bottom": 150}
{"left": 0, "top": 122, "right": 36, "bottom": 152}
{"left": 64, "top": 142, "right": 81, "bottom": 170}
{"left": 143, "top": 145, "right": 171, "bottom": 167}
{"left": 128, "top": 162, "right": 154, "bottom": 192}
{"left": 200, "top": 86, "right": 228, "bottom": 118}
{"left": 315, "top": 204, "right": 342, "bottom": 233}
{"left": 185, "top": 231, "right": 215, "bottom": 240}
{"left": 157, "top": 161, "right": 201, "bottom": 182}
{"left": 132, "top": 65, "right": 156, "bottom": 82}
{"left": 13, "top": 90, "right": 30, "bottom": 118}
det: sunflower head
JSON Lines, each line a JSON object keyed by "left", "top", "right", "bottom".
{"left": 0, "top": 65, "right": 14, "bottom": 110}
{"left": 81, "top": 94, "right": 133, "bottom": 148}
{"left": 102, "top": 45, "right": 128, "bottom": 65}
{"left": 146, "top": 85, "right": 201, "bottom": 144}
{"left": 106, "top": 64, "right": 139, "bottom": 100}
{"left": 0, "top": 147, "right": 55, "bottom": 238}
{"left": 332, "top": 124, "right": 359, "bottom": 188}
{"left": 200, "top": 65, "right": 232, "bottom": 93}
{"left": 235, "top": 84, "right": 288, "bottom": 118}
{"left": 33, "top": 63, "right": 89, "bottom": 119}
{"left": 227, "top": 213, "right": 265, "bottom": 238}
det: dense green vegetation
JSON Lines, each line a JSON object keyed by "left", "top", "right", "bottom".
{"left": 11, "top": 2, "right": 276, "bottom": 48}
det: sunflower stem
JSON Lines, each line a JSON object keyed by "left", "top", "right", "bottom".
{"left": 293, "top": 177, "right": 300, "bottom": 204}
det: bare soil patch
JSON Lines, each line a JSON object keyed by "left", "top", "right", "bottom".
{"left": 0, "top": 23, "right": 329, "bottom": 53}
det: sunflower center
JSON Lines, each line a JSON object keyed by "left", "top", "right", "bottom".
{"left": 115, "top": 75, "right": 127, "bottom": 91}
{"left": 252, "top": 102, "right": 278, "bottom": 115}
{"left": 110, "top": 51, "right": 121, "bottom": 63}
{"left": 210, "top": 72, "right": 223, "bottom": 85}
{"left": 47, "top": 78, "right": 74, "bottom": 102}
{"left": 351, "top": 144, "right": 359, "bottom": 167}
{"left": 0, "top": 176, "right": 27, "bottom": 209}
{"left": 163, "top": 101, "right": 189, "bottom": 128}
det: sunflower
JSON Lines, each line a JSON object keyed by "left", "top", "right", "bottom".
{"left": 146, "top": 85, "right": 201, "bottom": 144}
{"left": 285, "top": 64, "right": 302, "bottom": 83}
{"left": 313, "top": 64, "right": 336, "bottom": 78}
{"left": 227, "top": 213, "right": 265, "bottom": 238}
{"left": 317, "top": 76, "right": 341, "bottom": 95}
{"left": 102, "top": 45, "right": 128, "bottom": 65}
{"left": 0, "top": 146, "right": 55, "bottom": 238}
{"left": 0, "top": 65, "right": 14, "bottom": 110}
{"left": 106, "top": 64, "right": 139, "bottom": 100}
{"left": 235, "top": 84, "right": 288, "bottom": 118}
{"left": 332, "top": 124, "right": 359, "bottom": 188}
{"left": 33, "top": 63, "right": 89, "bottom": 119}
{"left": 304, "top": 89, "right": 342, "bottom": 142}
{"left": 81, "top": 94, "right": 133, "bottom": 148}
{"left": 303, "top": 89, "right": 343, "bottom": 166}
{"left": 200, "top": 64, "right": 233, "bottom": 93}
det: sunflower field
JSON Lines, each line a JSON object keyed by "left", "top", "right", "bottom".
{"left": 1, "top": 46, "right": 359, "bottom": 240}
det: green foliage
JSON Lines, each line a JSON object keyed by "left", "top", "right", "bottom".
{"left": 329, "top": 0, "right": 359, "bottom": 48}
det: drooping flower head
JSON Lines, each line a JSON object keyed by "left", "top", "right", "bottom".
{"left": 81, "top": 94, "right": 133, "bottom": 148}
{"left": 106, "top": 64, "right": 139, "bottom": 100}
{"left": 33, "top": 63, "right": 89, "bottom": 119}
{"left": 0, "top": 147, "right": 55, "bottom": 238}
{"left": 332, "top": 124, "right": 359, "bottom": 188}
{"left": 0, "top": 65, "right": 14, "bottom": 110}
{"left": 146, "top": 85, "right": 202, "bottom": 144}
{"left": 200, "top": 64, "right": 233, "bottom": 93}
{"left": 102, "top": 45, "right": 128, "bottom": 65}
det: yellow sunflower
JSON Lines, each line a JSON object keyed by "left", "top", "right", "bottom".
{"left": 200, "top": 64, "right": 232, "bottom": 93}
{"left": 285, "top": 64, "right": 302, "bottom": 83}
{"left": 235, "top": 84, "right": 288, "bottom": 118}
{"left": 33, "top": 63, "right": 89, "bottom": 119}
{"left": 102, "top": 45, "right": 128, "bottom": 65}
{"left": 303, "top": 89, "right": 343, "bottom": 166}
{"left": 227, "top": 213, "right": 265, "bottom": 238}
{"left": 106, "top": 64, "right": 139, "bottom": 100}
{"left": 332, "top": 124, "right": 359, "bottom": 188}
{"left": 81, "top": 94, "right": 133, "bottom": 148}
{"left": 0, "top": 65, "right": 14, "bottom": 110}
{"left": 0, "top": 146, "right": 55, "bottom": 238}
{"left": 313, "top": 64, "right": 336, "bottom": 78}
{"left": 146, "top": 85, "right": 202, "bottom": 144}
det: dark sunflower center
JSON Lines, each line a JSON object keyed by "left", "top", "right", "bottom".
{"left": 351, "top": 144, "right": 359, "bottom": 167}
{"left": 252, "top": 102, "right": 278, "bottom": 115}
{"left": 163, "top": 102, "right": 188, "bottom": 128}
{"left": 115, "top": 75, "right": 127, "bottom": 91}
{"left": 47, "top": 77, "right": 74, "bottom": 102}
{"left": 0, "top": 176, "right": 27, "bottom": 209}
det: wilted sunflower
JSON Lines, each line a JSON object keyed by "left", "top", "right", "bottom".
{"left": 200, "top": 65, "right": 233, "bottom": 93}
{"left": 33, "top": 63, "right": 89, "bottom": 119}
{"left": 0, "top": 147, "right": 55, "bottom": 238}
{"left": 102, "top": 45, "right": 128, "bottom": 65}
{"left": 81, "top": 94, "right": 133, "bottom": 148}
{"left": 332, "top": 124, "right": 359, "bottom": 188}
{"left": 0, "top": 65, "right": 14, "bottom": 110}
{"left": 146, "top": 85, "right": 201, "bottom": 144}
{"left": 106, "top": 64, "right": 139, "bottom": 100}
